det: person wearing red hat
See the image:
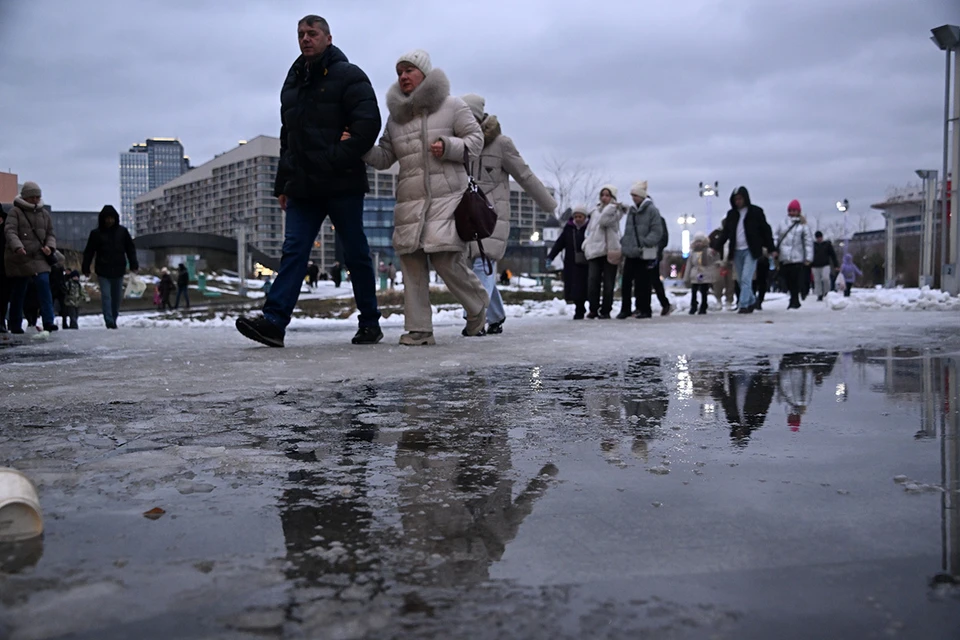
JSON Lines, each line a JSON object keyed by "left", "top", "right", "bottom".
{"left": 772, "top": 199, "right": 813, "bottom": 309}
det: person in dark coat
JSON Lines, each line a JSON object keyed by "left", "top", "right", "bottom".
{"left": 306, "top": 261, "right": 320, "bottom": 289}
{"left": 0, "top": 206, "right": 9, "bottom": 332}
{"left": 158, "top": 268, "right": 175, "bottom": 310}
{"left": 329, "top": 261, "right": 342, "bottom": 288}
{"left": 547, "top": 205, "right": 589, "bottom": 319}
{"left": 236, "top": 14, "right": 383, "bottom": 348}
{"left": 174, "top": 263, "right": 190, "bottom": 309}
{"left": 811, "top": 231, "right": 839, "bottom": 300}
{"left": 712, "top": 186, "right": 774, "bottom": 314}
{"left": 81, "top": 205, "right": 138, "bottom": 329}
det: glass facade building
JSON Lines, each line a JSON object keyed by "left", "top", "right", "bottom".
{"left": 120, "top": 138, "right": 189, "bottom": 233}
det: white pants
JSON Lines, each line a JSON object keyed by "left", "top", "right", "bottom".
{"left": 813, "top": 265, "right": 832, "bottom": 298}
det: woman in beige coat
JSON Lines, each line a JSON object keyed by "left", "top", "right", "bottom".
{"left": 459, "top": 94, "right": 557, "bottom": 335}
{"left": 364, "top": 50, "right": 487, "bottom": 346}
{"left": 4, "top": 181, "right": 59, "bottom": 333}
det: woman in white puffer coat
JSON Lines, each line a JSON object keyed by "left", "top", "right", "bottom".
{"left": 772, "top": 199, "right": 813, "bottom": 310}
{"left": 581, "top": 185, "right": 624, "bottom": 319}
{"left": 364, "top": 50, "right": 487, "bottom": 346}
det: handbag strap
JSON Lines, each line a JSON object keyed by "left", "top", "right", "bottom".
{"left": 20, "top": 207, "right": 51, "bottom": 253}
{"left": 776, "top": 220, "right": 801, "bottom": 252}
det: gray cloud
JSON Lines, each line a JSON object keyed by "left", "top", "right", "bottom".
{"left": 0, "top": 0, "right": 955, "bottom": 237}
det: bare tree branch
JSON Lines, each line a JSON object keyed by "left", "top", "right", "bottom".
{"left": 543, "top": 155, "right": 606, "bottom": 221}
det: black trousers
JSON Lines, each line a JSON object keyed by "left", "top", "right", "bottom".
{"left": 781, "top": 263, "right": 804, "bottom": 306}
{"left": 652, "top": 272, "right": 669, "bottom": 308}
{"left": 588, "top": 257, "right": 618, "bottom": 315}
{"left": 620, "top": 258, "right": 653, "bottom": 316}
{"left": 0, "top": 276, "right": 9, "bottom": 329}
{"left": 690, "top": 284, "right": 710, "bottom": 310}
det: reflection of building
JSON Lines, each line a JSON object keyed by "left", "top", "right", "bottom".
{"left": 135, "top": 137, "right": 398, "bottom": 269}
{"left": 120, "top": 138, "right": 191, "bottom": 232}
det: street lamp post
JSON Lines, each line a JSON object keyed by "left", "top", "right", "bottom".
{"left": 678, "top": 214, "right": 697, "bottom": 258}
{"left": 699, "top": 181, "right": 719, "bottom": 232}
{"left": 931, "top": 24, "right": 960, "bottom": 294}
{"left": 836, "top": 199, "right": 849, "bottom": 251}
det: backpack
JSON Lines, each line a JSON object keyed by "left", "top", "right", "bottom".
{"left": 658, "top": 216, "right": 669, "bottom": 254}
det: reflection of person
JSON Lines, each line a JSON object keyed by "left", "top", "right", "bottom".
{"left": 546, "top": 206, "right": 589, "bottom": 319}
{"left": 711, "top": 359, "right": 775, "bottom": 445}
{"left": 622, "top": 357, "right": 670, "bottom": 460}
{"left": 777, "top": 352, "right": 839, "bottom": 431}
{"left": 81, "top": 204, "right": 138, "bottom": 329}
{"left": 236, "top": 15, "right": 383, "bottom": 348}
{"left": 363, "top": 49, "right": 488, "bottom": 346}
{"left": 459, "top": 93, "right": 557, "bottom": 335}
{"left": 4, "top": 181, "right": 59, "bottom": 333}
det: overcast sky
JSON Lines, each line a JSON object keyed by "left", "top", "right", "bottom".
{"left": 0, "top": 0, "right": 956, "bottom": 235}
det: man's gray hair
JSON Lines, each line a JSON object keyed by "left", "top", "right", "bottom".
{"left": 298, "top": 15, "right": 330, "bottom": 34}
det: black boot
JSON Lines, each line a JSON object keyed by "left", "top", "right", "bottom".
{"left": 698, "top": 303, "right": 708, "bottom": 315}
{"left": 689, "top": 301, "right": 698, "bottom": 315}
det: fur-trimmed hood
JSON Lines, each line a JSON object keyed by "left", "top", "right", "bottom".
{"left": 386, "top": 69, "right": 451, "bottom": 125}
{"left": 481, "top": 115, "right": 502, "bottom": 147}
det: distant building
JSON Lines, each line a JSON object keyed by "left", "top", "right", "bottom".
{"left": 51, "top": 209, "right": 100, "bottom": 252}
{"left": 120, "top": 138, "right": 190, "bottom": 233}
{"left": 134, "top": 136, "right": 398, "bottom": 271}
{"left": 507, "top": 181, "right": 556, "bottom": 244}
{"left": 870, "top": 181, "right": 947, "bottom": 287}
{"left": 0, "top": 172, "right": 18, "bottom": 202}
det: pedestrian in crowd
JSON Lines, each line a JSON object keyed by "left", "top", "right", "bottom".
{"left": 329, "top": 261, "right": 342, "bottom": 287}
{"left": 683, "top": 232, "right": 719, "bottom": 314}
{"left": 306, "top": 260, "right": 320, "bottom": 289}
{"left": 81, "top": 205, "right": 138, "bottom": 329}
{"left": 62, "top": 270, "right": 87, "bottom": 329}
{"left": 582, "top": 185, "right": 623, "bottom": 319}
{"left": 49, "top": 262, "right": 68, "bottom": 329}
{"left": 547, "top": 205, "right": 590, "bottom": 319}
{"left": 363, "top": 48, "right": 487, "bottom": 346}
{"left": 378, "top": 261, "right": 389, "bottom": 290}
{"left": 712, "top": 186, "right": 774, "bottom": 314}
{"left": 4, "top": 181, "right": 59, "bottom": 333}
{"left": 773, "top": 199, "right": 813, "bottom": 310}
{"left": 811, "top": 231, "right": 839, "bottom": 301}
{"left": 499, "top": 269, "right": 511, "bottom": 286}
{"left": 0, "top": 206, "right": 10, "bottom": 333}
{"left": 617, "top": 181, "right": 663, "bottom": 319}
{"left": 387, "top": 261, "right": 397, "bottom": 289}
{"left": 459, "top": 93, "right": 557, "bottom": 335}
{"left": 839, "top": 254, "right": 862, "bottom": 297}
{"left": 709, "top": 228, "right": 735, "bottom": 311}
{"left": 650, "top": 214, "right": 673, "bottom": 315}
{"left": 236, "top": 15, "right": 383, "bottom": 348}
{"left": 158, "top": 268, "right": 175, "bottom": 310}
{"left": 22, "top": 278, "right": 41, "bottom": 331}
{"left": 753, "top": 225, "right": 773, "bottom": 311}
{"left": 174, "top": 263, "right": 191, "bottom": 309}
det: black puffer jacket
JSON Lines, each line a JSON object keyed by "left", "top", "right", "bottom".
{"left": 275, "top": 46, "right": 382, "bottom": 200}
{"left": 714, "top": 186, "right": 774, "bottom": 260}
{"left": 81, "top": 208, "right": 138, "bottom": 278}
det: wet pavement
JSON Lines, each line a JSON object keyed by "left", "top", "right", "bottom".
{"left": 1, "top": 313, "right": 960, "bottom": 639}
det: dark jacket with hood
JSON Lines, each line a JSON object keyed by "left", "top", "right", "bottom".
{"left": 275, "top": 45, "right": 382, "bottom": 200}
{"left": 547, "top": 217, "right": 589, "bottom": 303}
{"left": 812, "top": 239, "right": 839, "bottom": 268}
{"left": 714, "top": 187, "right": 774, "bottom": 260}
{"left": 82, "top": 206, "right": 138, "bottom": 279}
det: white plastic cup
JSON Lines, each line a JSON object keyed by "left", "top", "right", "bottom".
{"left": 0, "top": 468, "right": 44, "bottom": 542}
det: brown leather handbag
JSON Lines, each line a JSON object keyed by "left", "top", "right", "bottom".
{"left": 454, "top": 149, "right": 497, "bottom": 275}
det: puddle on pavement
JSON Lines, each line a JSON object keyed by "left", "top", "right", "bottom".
{"left": 1, "top": 349, "right": 959, "bottom": 639}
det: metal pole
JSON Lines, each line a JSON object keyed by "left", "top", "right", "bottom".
{"left": 950, "top": 50, "right": 960, "bottom": 275}
{"left": 941, "top": 49, "right": 952, "bottom": 290}
{"left": 885, "top": 212, "right": 896, "bottom": 287}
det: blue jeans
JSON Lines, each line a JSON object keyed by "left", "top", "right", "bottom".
{"left": 9, "top": 273, "right": 55, "bottom": 330}
{"left": 99, "top": 276, "right": 124, "bottom": 326}
{"left": 174, "top": 286, "right": 190, "bottom": 308}
{"left": 733, "top": 249, "right": 757, "bottom": 310}
{"left": 263, "top": 195, "right": 380, "bottom": 330}
{"left": 471, "top": 257, "right": 505, "bottom": 324}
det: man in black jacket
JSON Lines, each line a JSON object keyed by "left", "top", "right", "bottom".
{"left": 237, "top": 15, "right": 382, "bottom": 348}
{"left": 713, "top": 186, "right": 774, "bottom": 314}
{"left": 81, "top": 205, "right": 138, "bottom": 329}
{"left": 811, "top": 231, "right": 839, "bottom": 301}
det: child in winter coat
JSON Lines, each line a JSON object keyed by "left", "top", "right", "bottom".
{"left": 158, "top": 268, "right": 175, "bottom": 310}
{"left": 63, "top": 270, "right": 88, "bottom": 329}
{"left": 839, "top": 254, "right": 861, "bottom": 297}
{"left": 683, "top": 232, "right": 719, "bottom": 314}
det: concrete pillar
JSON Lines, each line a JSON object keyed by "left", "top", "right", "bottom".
{"left": 947, "top": 53, "right": 960, "bottom": 294}
{"left": 921, "top": 176, "right": 938, "bottom": 288}
{"left": 885, "top": 212, "right": 896, "bottom": 288}
{"left": 943, "top": 357, "right": 959, "bottom": 577}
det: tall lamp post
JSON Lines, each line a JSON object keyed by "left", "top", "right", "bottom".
{"left": 931, "top": 24, "right": 960, "bottom": 294}
{"left": 836, "top": 199, "right": 849, "bottom": 253}
{"left": 678, "top": 214, "right": 697, "bottom": 258}
{"left": 699, "top": 181, "right": 719, "bottom": 232}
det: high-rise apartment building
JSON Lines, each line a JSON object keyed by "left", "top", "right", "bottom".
{"left": 134, "top": 136, "right": 399, "bottom": 267}
{"left": 0, "top": 172, "right": 18, "bottom": 202}
{"left": 120, "top": 138, "right": 190, "bottom": 232}
{"left": 508, "top": 181, "right": 556, "bottom": 243}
